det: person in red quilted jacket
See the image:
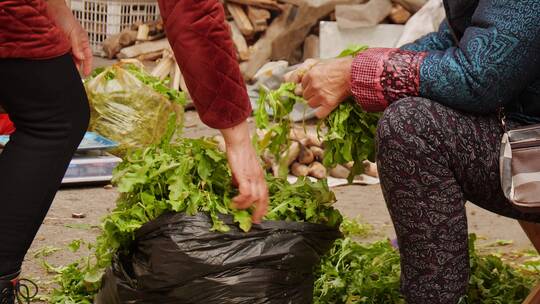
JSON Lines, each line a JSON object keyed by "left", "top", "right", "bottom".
{"left": 157, "top": 0, "right": 269, "bottom": 225}
{"left": 0, "top": 0, "right": 268, "bottom": 302}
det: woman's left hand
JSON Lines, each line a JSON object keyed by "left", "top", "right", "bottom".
{"left": 285, "top": 57, "right": 354, "bottom": 118}
{"left": 220, "top": 121, "right": 269, "bottom": 224}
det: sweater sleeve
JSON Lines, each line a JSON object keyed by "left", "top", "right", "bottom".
{"left": 157, "top": 0, "right": 252, "bottom": 129}
{"left": 351, "top": 0, "right": 540, "bottom": 114}
{"left": 400, "top": 20, "right": 456, "bottom": 52}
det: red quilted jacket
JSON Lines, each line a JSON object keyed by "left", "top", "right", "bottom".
{"left": 0, "top": 0, "right": 71, "bottom": 59}
{"left": 158, "top": 0, "right": 252, "bottom": 129}
{"left": 0, "top": 0, "right": 251, "bottom": 129}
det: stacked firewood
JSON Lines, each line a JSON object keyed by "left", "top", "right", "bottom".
{"left": 101, "top": 0, "right": 419, "bottom": 83}
{"left": 102, "top": 20, "right": 167, "bottom": 61}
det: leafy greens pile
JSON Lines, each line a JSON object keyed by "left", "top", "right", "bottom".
{"left": 313, "top": 226, "right": 539, "bottom": 304}
{"left": 254, "top": 45, "right": 381, "bottom": 182}
{"left": 46, "top": 117, "right": 342, "bottom": 303}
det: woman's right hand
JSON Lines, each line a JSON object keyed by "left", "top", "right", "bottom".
{"left": 46, "top": 0, "right": 93, "bottom": 76}
{"left": 285, "top": 57, "right": 354, "bottom": 119}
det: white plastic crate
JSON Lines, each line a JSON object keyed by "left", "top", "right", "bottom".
{"left": 71, "top": 0, "right": 161, "bottom": 55}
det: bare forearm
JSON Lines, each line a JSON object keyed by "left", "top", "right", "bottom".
{"left": 45, "top": 0, "right": 93, "bottom": 76}
{"left": 45, "top": 0, "right": 77, "bottom": 29}
{"left": 220, "top": 120, "right": 251, "bottom": 147}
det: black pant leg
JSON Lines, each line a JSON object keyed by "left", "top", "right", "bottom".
{"left": 0, "top": 54, "right": 89, "bottom": 275}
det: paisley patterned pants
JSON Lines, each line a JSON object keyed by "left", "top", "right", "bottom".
{"left": 376, "top": 97, "right": 540, "bottom": 304}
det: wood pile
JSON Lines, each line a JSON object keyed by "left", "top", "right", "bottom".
{"left": 101, "top": 0, "right": 422, "bottom": 94}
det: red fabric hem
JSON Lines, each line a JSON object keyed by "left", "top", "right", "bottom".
{"left": 351, "top": 48, "right": 427, "bottom": 112}
{"left": 0, "top": 114, "right": 15, "bottom": 135}
{"left": 159, "top": 0, "right": 252, "bottom": 129}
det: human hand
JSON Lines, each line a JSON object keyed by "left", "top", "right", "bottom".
{"left": 46, "top": 0, "right": 93, "bottom": 76}
{"left": 220, "top": 121, "right": 269, "bottom": 223}
{"left": 285, "top": 57, "right": 354, "bottom": 118}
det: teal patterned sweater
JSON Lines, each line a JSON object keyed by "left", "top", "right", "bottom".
{"left": 350, "top": 0, "right": 540, "bottom": 123}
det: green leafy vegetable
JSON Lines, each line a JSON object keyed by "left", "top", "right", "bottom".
{"left": 64, "top": 223, "right": 94, "bottom": 230}
{"left": 318, "top": 45, "right": 380, "bottom": 182}
{"left": 314, "top": 238, "right": 403, "bottom": 304}
{"left": 463, "top": 234, "right": 537, "bottom": 304}
{"left": 46, "top": 259, "right": 95, "bottom": 304}
{"left": 320, "top": 101, "right": 380, "bottom": 182}
{"left": 340, "top": 217, "right": 372, "bottom": 237}
{"left": 47, "top": 117, "right": 341, "bottom": 303}
{"left": 254, "top": 83, "right": 305, "bottom": 177}
{"left": 313, "top": 232, "right": 540, "bottom": 304}
{"left": 254, "top": 45, "right": 380, "bottom": 182}
{"left": 33, "top": 246, "right": 61, "bottom": 258}
{"left": 89, "top": 64, "right": 186, "bottom": 106}
{"left": 338, "top": 45, "right": 369, "bottom": 58}
{"left": 123, "top": 63, "right": 186, "bottom": 106}
{"left": 266, "top": 176, "right": 342, "bottom": 228}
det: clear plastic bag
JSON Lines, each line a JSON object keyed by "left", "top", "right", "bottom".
{"left": 85, "top": 64, "right": 183, "bottom": 156}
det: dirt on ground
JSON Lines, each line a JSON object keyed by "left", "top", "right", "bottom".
{"left": 20, "top": 58, "right": 536, "bottom": 302}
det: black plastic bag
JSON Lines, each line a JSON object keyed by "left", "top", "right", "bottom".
{"left": 95, "top": 212, "right": 341, "bottom": 304}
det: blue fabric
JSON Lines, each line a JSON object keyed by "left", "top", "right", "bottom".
{"left": 401, "top": 20, "right": 456, "bottom": 52}
{"left": 407, "top": 0, "right": 540, "bottom": 121}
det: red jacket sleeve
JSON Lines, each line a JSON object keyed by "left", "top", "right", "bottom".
{"left": 158, "top": 0, "right": 252, "bottom": 129}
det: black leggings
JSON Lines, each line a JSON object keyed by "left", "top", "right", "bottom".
{"left": 0, "top": 54, "right": 89, "bottom": 275}
{"left": 377, "top": 97, "right": 540, "bottom": 304}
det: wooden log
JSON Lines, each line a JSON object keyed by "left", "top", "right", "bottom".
{"left": 137, "top": 50, "right": 163, "bottom": 61}
{"left": 227, "top": 4, "right": 254, "bottom": 36}
{"left": 151, "top": 51, "right": 175, "bottom": 80}
{"left": 242, "top": 0, "right": 348, "bottom": 79}
{"left": 391, "top": 0, "right": 427, "bottom": 13}
{"left": 102, "top": 29, "right": 137, "bottom": 59}
{"left": 102, "top": 34, "right": 122, "bottom": 59}
{"left": 117, "top": 39, "right": 171, "bottom": 59}
{"left": 147, "top": 20, "right": 164, "bottom": 35}
{"left": 389, "top": 3, "right": 411, "bottom": 24}
{"left": 171, "top": 63, "right": 182, "bottom": 90}
{"left": 227, "top": 0, "right": 281, "bottom": 11}
{"left": 247, "top": 6, "right": 271, "bottom": 32}
{"left": 136, "top": 24, "right": 150, "bottom": 41}
{"left": 240, "top": 4, "right": 294, "bottom": 80}
{"left": 302, "top": 34, "right": 319, "bottom": 60}
{"left": 228, "top": 21, "right": 250, "bottom": 61}
{"left": 148, "top": 33, "right": 166, "bottom": 41}
{"left": 179, "top": 71, "right": 193, "bottom": 108}
{"left": 270, "top": 0, "right": 349, "bottom": 63}
{"left": 130, "top": 20, "right": 143, "bottom": 31}
{"left": 118, "top": 30, "right": 138, "bottom": 47}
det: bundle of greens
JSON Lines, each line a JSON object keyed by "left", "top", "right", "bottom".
{"left": 313, "top": 220, "right": 403, "bottom": 304}
{"left": 47, "top": 117, "right": 342, "bottom": 303}
{"left": 313, "top": 231, "right": 539, "bottom": 304}
{"left": 321, "top": 101, "right": 380, "bottom": 182}
{"left": 266, "top": 175, "right": 342, "bottom": 228}
{"left": 254, "top": 83, "right": 305, "bottom": 177}
{"left": 254, "top": 45, "right": 381, "bottom": 182}
{"left": 464, "top": 234, "right": 537, "bottom": 304}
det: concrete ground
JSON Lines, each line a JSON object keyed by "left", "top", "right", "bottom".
{"left": 18, "top": 58, "right": 536, "bottom": 302}
{"left": 22, "top": 110, "right": 535, "bottom": 302}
